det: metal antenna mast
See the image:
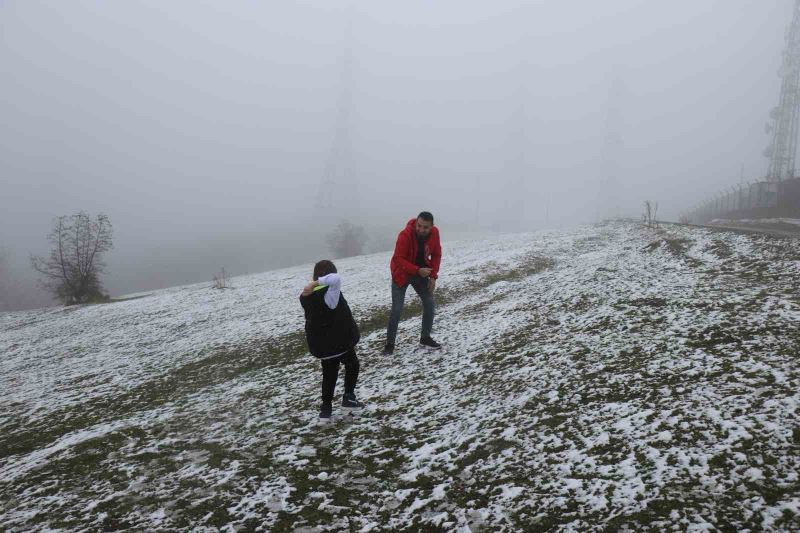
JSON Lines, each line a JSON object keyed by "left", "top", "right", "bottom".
{"left": 503, "top": 88, "right": 528, "bottom": 231}
{"left": 315, "top": 8, "right": 358, "bottom": 219}
{"left": 765, "top": 0, "right": 800, "bottom": 182}
{"left": 503, "top": 16, "right": 531, "bottom": 232}
{"left": 597, "top": 71, "right": 626, "bottom": 220}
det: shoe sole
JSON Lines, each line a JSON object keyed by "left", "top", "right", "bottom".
{"left": 419, "top": 344, "right": 442, "bottom": 350}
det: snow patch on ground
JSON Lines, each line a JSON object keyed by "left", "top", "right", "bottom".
{"left": 1, "top": 221, "right": 799, "bottom": 531}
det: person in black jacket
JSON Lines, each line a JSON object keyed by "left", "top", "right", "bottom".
{"left": 300, "top": 259, "right": 363, "bottom": 422}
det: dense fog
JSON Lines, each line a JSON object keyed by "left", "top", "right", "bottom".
{"left": 0, "top": 1, "right": 789, "bottom": 310}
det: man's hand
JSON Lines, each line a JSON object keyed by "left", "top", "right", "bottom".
{"left": 429, "top": 278, "right": 436, "bottom": 293}
{"left": 301, "top": 280, "right": 317, "bottom": 296}
{"left": 418, "top": 267, "right": 432, "bottom": 278}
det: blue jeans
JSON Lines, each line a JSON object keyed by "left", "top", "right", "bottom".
{"left": 386, "top": 275, "right": 435, "bottom": 344}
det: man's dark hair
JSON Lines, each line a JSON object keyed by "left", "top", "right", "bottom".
{"left": 313, "top": 260, "right": 337, "bottom": 281}
{"left": 417, "top": 211, "right": 434, "bottom": 224}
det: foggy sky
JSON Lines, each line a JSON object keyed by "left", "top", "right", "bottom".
{"left": 0, "top": 1, "right": 790, "bottom": 309}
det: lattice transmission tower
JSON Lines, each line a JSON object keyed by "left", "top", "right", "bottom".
{"left": 765, "top": 0, "right": 800, "bottom": 181}
{"left": 315, "top": 10, "right": 359, "bottom": 220}
{"left": 502, "top": 89, "right": 528, "bottom": 231}
{"left": 599, "top": 72, "right": 626, "bottom": 220}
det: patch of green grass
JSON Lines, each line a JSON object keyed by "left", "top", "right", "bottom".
{"left": 482, "top": 254, "right": 555, "bottom": 286}
{"left": 0, "top": 331, "right": 308, "bottom": 460}
{"left": 108, "top": 294, "right": 152, "bottom": 304}
{"left": 644, "top": 236, "right": 704, "bottom": 268}
{"left": 707, "top": 239, "right": 734, "bottom": 259}
{"left": 628, "top": 296, "right": 668, "bottom": 308}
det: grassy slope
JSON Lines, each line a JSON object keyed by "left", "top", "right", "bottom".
{"left": 1, "top": 221, "right": 798, "bottom": 532}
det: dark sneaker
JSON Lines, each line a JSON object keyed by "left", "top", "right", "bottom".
{"left": 342, "top": 392, "right": 364, "bottom": 409}
{"left": 319, "top": 404, "right": 333, "bottom": 424}
{"left": 419, "top": 336, "right": 442, "bottom": 349}
{"left": 382, "top": 343, "right": 395, "bottom": 355}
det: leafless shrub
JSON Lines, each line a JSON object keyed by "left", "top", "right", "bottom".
{"left": 212, "top": 267, "right": 229, "bottom": 289}
{"left": 642, "top": 201, "right": 659, "bottom": 229}
{"left": 328, "top": 220, "right": 366, "bottom": 258}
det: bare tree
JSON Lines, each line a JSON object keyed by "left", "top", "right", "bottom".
{"left": 212, "top": 267, "right": 229, "bottom": 289}
{"left": 31, "top": 212, "right": 113, "bottom": 305}
{"left": 642, "top": 201, "right": 659, "bottom": 229}
{"left": 328, "top": 219, "right": 367, "bottom": 258}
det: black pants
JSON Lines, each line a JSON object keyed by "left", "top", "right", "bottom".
{"left": 321, "top": 348, "right": 359, "bottom": 406}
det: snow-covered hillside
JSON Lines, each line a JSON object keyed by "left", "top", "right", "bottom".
{"left": 1, "top": 221, "right": 798, "bottom": 531}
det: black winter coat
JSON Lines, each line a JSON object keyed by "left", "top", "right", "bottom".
{"left": 299, "top": 286, "right": 360, "bottom": 358}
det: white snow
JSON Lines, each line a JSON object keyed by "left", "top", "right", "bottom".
{"left": 1, "top": 221, "right": 799, "bottom": 531}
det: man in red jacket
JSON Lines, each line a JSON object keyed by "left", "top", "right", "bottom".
{"left": 384, "top": 211, "right": 442, "bottom": 355}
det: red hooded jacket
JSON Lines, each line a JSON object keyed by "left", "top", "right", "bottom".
{"left": 390, "top": 218, "right": 442, "bottom": 287}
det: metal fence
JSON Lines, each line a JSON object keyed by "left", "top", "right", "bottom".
{"left": 685, "top": 178, "right": 800, "bottom": 223}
